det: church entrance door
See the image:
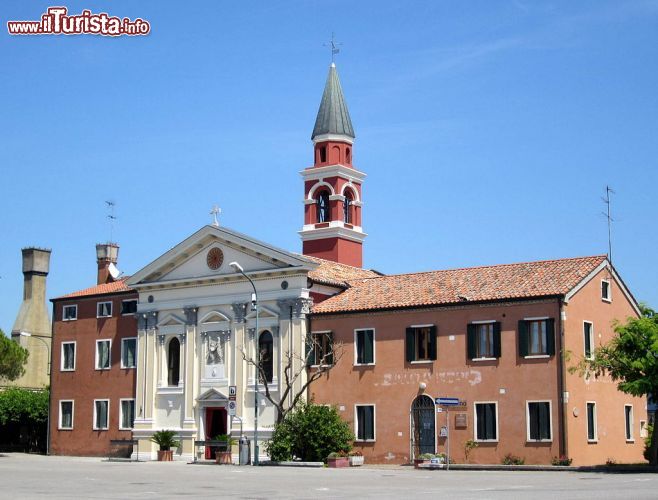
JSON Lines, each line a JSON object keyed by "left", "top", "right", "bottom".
{"left": 205, "top": 407, "right": 227, "bottom": 459}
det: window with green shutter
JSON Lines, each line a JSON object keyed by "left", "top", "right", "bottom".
{"left": 467, "top": 322, "right": 501, "bottom": 359}
{"left": 406, "top": 326, "right": 437, "bottom": 362}
{"left": 519, "top": 319, "right": 555, "bottom": 357}
{"left": 527, "top": 401, "right": 552, "bottom": 441}
{"left": 355, "top": 329, "right": 375, "bottom": 365}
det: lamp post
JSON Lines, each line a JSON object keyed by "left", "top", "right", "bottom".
{"left": 229, "top": 261, "right": 260, "bottom": 466}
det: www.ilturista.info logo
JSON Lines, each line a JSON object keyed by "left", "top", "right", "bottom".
{"left": 7, "top": 7, "right": 150, "bottom": 36}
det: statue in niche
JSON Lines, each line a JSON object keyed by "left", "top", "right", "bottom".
{"left": 206, "top": 333, "right": 224, "bottom": 365}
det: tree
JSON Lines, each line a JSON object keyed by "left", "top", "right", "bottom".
{"left": 0, "top": 386, "right": 49, "bottom": 453}
{"left": 239, "top": 333, "right": 343, "bottom": 424}
{"left": 571, "top": 304, "right": 658, "bottom": 464}
{"left": 266, "top": 400, "right": 353, "bottom": 462}
{"left": 0, "top": 330, "right": 29, "bottom": 381}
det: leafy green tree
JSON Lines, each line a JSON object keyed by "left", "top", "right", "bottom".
{"left": 0, "top": 330, "right": 29, "bottom": 381}
{"left": 267, "top": 400, "right": 353, "bottom": 462}
{"left": 573, "top": 304, "right": 658, "bottom": 464}
{"left": 0, "top": 387, "right": 49, "bottom": 452}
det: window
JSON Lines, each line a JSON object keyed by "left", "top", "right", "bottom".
{"left": 625, "top": 405, "right": 634, "bottom": 441}
{"left": 343, "top": 191, "right": 353, "bottom": 224}
{"left": 527, "top": 401, "right": 552, "bottom": 441}
{"left": 346, "top": 147, "right": 351, "bottom": 163}
{"left": 405, "top": 326, "right": 437, "bottom": 362}
{"left": 586, "top": 402, "right": 597, "bottom": 441}
{"left": 120, "top": 399, "right": 135, "bottom": 430}
{"left": 61, "top": 342, "right": 76, "bottom": 371}
{"left": 121, "top": 338, "right": 137, "bottom": 369}
{"left": 355, "top": 329, "right": 375, "bottom": 365}
{"left": 319, "top": 145, "right": 327, "bottom": 163}
{"left": 258, "top": 331, "right": 273, "bottom": 383}
{"left": 97, "top": 301, "right": 112, "bottom": 318}
{"left": 583, "top": 321, "right": 594, "bottom": 359}
{"left": 601, "top": 280, "right": 611, "bottom": 301}
{"left": 121, "top": 299, "right": 137, "bottom": 315}
{"left": 96, "top": 340, "right": 111, "bottom": 370}
{"left": 518, "top": 318, "right": 555, "bottom": 357}
{"left": 355, "top": 405, "right": 375, "bottom": 441}
{"left": 467, "top": 322, "right": 501, "bottom": 359}
{"left": 168, "top": 337, "right": 181, "bottom": 386}
{"left": 317, "top": 190, "right": 330, "bottom": 223}
{"left": 59, "top": 401, "right": 74, "bottom": 430}
{"left": 474, "top": 402, "right": 498, "bottom": 441}
{"left": 307, "top": 331, "right": 333, "bottom": 366}
{"left": 93, "top": 400, "right": 109, "bottom": 430}
{"left": 63, "top": 305, "right": 77, "bottom": 321}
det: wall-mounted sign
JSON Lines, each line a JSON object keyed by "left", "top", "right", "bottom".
{"left": 229, "top": 385, "right": 237, "bottom": 400}
{"left": 455, "top": 413, "right": 468, "bottom": 429}
{"left": 228, "top": 400, "right": 237, "bottom": 416}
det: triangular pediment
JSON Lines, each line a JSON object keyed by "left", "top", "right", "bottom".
{"left": 126, "top": 225, "right": 318, "bottom": 287}
{"left": 197, "top": 388, "right": 228, "bottom": 402}
{"left": 246, "top": 306, "right": 278, "bottom": 320}
{"left": 157, "top": 314, "right": 186, "bottom": 327}
{"left": 200, "top": 311, "right": 231, "bottom": 324}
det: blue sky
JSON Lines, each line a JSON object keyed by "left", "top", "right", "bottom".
{"left": 1, "top": 1, "right": 657, "bottom": 334}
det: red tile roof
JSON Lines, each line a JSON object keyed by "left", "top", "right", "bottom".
{"left": 305, "top": 255, "right": 381, "bottom": 287}
{"left": 311, "top": 255, "right": 607, "bottom": 314}
{"left": 54, "top": 277, "right": 134, "bottom": 300}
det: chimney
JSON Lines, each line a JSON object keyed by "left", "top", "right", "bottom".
{"left": 96, "top": 243, "right": 119, "bottom": 285}
{"left": 12, "top": 247, "right": 52, "bottom": 339}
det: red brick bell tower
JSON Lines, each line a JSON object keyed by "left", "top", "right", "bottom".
{"left": 300, "top": 62, "right": 367, "bottom": 268}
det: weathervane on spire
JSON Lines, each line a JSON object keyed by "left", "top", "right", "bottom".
{"left": 324, "top": 32, "right": 342, "bottom": 64}
{"left": 210, "top": 205, "right": 221, "bottom": 226}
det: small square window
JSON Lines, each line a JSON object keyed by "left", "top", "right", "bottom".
{"left": 63, "top": 305, "right": 77, "bottom": 321}
{"left": 121, "top": 300, "right": 137, "bottom": 315}
{"left": 601, "top": 280, "right": 611, "bottom": 301}
{"left": 97, "top": 301, "right": 112, "bottom": 318}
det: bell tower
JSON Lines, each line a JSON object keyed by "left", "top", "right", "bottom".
{"left": 300, "top": 62, "right": 367, "bottom": 267}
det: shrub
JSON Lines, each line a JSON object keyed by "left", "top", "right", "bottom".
{"left": 644, "top": 424, "right": 654, "bottom": 462}
{"left": 464, "top": 439, "right": 479, "bottom": 462}
{"left": 150, "top": 430, "right": 180, "bottom": 451}
{"left": 266, "top": 400, "right": 353, "bottom": 462}
{"left": 348, "top": 450, "right": 363, "bottom": 457}
{"left": 0, "top": 387, "right": 48, "bottom": 453}
{"left": 501, "top": 453, "right": 525, "bottom": 465}
{"left": 551, "top": 455, "right": 573, "bottom": 466}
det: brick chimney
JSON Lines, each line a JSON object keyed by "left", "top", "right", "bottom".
{"left": 96, "top": 243, "right": 119, "bottom": 285}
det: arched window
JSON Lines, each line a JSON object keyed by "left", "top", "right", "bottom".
{"left": 343, "top": 190, "right": 353, "bottom": 224}
{"left": 258, "top": 331, "right": 273, "bottom": 384}
{"left": 317, "top": 190, "right": 330, "bottom": 223}
{"left": 168, "top": 337, "right": 180, "bottom": 387}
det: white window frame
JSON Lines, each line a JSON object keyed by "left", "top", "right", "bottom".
{"left": 95, "top": 339, "right": 112, "bottom": 370}
{"left": 119, "top": 398, "right": 136, "bottom": 430}
{"left": 58, "top": 400, "right": 74, "bottom": 430}
{"left": 309, "top": 330, "right": 333, "bottom": 368}
{"left": 586, "top": 401, "right": 598, "bottom": 442}
{"left": 93, "top": 399, "right": 110, "bottom": 430}
{"left": 354, "top": 403, "right": 376, "bottom": 442}
{"left": 121, "top": 299, "right": 138, "bottom": 316}
{"left": 409, "top": 324, "right": 435, "bottom": 364}
{"left": 583, "top": 320, "right": 594, "bottom": 360}
{"left": 120, "top": 337, "right": 138, "bottom": 369}
{"left": 60, "top": 341, "right": 76, "bottom": 371}
{"left": 601, "top": 279, "right": 612, "bottom": 302}
{"left": 353, "top": 328, "right": 376, "bottom": 366}
{"left": 97, "top": 301, "right": 113, "bottom": 318}
{"left": 624, "top": 404, "right": 634, "bottom": 442}
{"left": 473, "top": 401, "right": 499, "bottom": 442}
{"left": 471, "top": 320, "right": 497, "bottom": 361}
{"left": 62, "top": 304, "right": 78, "bottom": 321}
{"left": 525, "top": 400, "right": 553, "bottom": 442}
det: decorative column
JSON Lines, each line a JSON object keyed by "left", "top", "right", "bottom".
{"left": 145, "top": 311, "right": 159, "bottom": 421}
{"left": 183, "top": 307, "right": 197, "bottom": 426}
{"left": 232, "top": 302, "right": 249, "bottom": 426}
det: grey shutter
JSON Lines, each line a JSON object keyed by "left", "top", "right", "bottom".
{"left": 529, "top": 403, "right": 539, "bottom": 440}
{"left": 355, "top": 330, "right": 364, "bottom": 364}
{"left": 546, "top": 318, "right": 556, "bottom": 356}
{"left": 429, "top": 326, "right": 437, "bottom": 360}
{"left": 540, "top": 402, "right": 551, "bottom": 440}
{"left": 364, "top": 330, "right": 374, "bottom": 364}
{"left": 365, "top": 406, "right": 374, "bottom": 440}
{"left": 518, "top": 320, "right": 528, "bottom": 357}
{"left": 467, "top": 324, "right": 477, "bottom": 359}
{"left": 406, "top": 328, "right": 415, "bottom": 362}
{"left": 356, "top": 406, "right": 364, "bottom": 440}
{"left": 493, "top": 322, "right": 502, "bottom": 358}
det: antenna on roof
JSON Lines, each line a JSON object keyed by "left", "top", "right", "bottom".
{"left": 105, "top": 200, "right": 117, "bottom": 243}
{"left": 601, "top": 185, "right": 614, "bottom": 264}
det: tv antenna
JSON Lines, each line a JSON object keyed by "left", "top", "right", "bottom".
{"left": 601, "top": 186, "right": 614, "bottom": 263}
{"left": 105, "top": 200, "right": 117, "bottom": 242}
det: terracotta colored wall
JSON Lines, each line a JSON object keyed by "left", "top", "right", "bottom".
{"left": 303, "top": 238, "right": 362, "bottom": 268}
{"left": 310, "top": 300, "right": 563, "bottom": 464}
{"left": 49, "top": 292, "right": 138, "bottom": 456}
{"left": 563, "top": 267, "right": 645, "bottom": 465}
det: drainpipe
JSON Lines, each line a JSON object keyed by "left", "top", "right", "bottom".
{"left": 46, "top": 302, "right": 55, "bottom": 455}
{"left": 557, "top": 297, "right": 568, "bottom": 459}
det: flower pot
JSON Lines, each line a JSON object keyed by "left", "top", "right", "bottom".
{"left": 157, "top": 450, "right": 174, "bottom": 462}
{"left": 327, "top": 457, "right": 349, "bottom": 468}
{"left": 216, "top": 451, "right": 232, "bottom": 465}
{"left": 349, "top": 456, "right": 364, "bottom": 467}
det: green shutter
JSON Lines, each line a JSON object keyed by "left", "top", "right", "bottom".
{"left": 493, "top": 322, "right": 502, "bottom": 358}
{"left": 406, "top": 328, "right": 415, "bottom": 362}
{"left": 546, "top": 318, "right": 556, "bottom": 356}
{"left": 429, "top": 326, "right": 437, "bottom": 360}
{"left": 326, "top": 333, "right": 334, "bottom": 365}
{"left": 467, "top": 324, "right": 477, "bottom": 359}
{"left": 364, "top": 330, "right": 374, "bottom": 364}
{"left": 518, "top": 320, "right": 528, "bottom": 357}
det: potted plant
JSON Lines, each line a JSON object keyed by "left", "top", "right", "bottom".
{"left": 150, "top": 430, "right": 180, "bottom": 461}
{"left": 214, "top": 434, "right": 237, "bottom": 464}
{"left": 327, "top": 451, "right": 349, "bottom": 468}
{"left": 348, "top": 450, "right": 364, "bottom": 466}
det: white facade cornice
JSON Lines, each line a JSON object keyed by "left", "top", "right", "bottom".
{"left": 299, "top": 225, "right": 367, "bottom": 243}
{"left": 312, "top": 134, "right": 354, "bottom": 145}
{"left": 300, "top": 164, "right": 366, "bottom": 183}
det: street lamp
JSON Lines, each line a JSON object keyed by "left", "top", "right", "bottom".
{"left": 229, "top": 261, "right": 260, "bottom": 466}
{"left": 19, "top": 332, "right": 50, "bottom": 375}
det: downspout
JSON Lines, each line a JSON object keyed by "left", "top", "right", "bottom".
{"left": 557, "top": 297, "right": 568, "bottom": 459}
{"left": 46, "top": 301, "right": 55, "bottom": 455}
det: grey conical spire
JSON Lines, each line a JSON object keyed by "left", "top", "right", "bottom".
{"left": 312, "top": 63, "right": 355, "bottom": 140}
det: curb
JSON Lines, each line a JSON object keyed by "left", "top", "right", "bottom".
{"left": 418, "top": 463, "right": 658, "bottom": 473}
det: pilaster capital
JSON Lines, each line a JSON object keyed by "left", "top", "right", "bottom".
{"left": 179, "top": 332, "right": 187, "bottom": 344}
{"left": 232, "top": 302, "right": 249, "bottom": 323}
{"left": 158, "top": 334, "right": 165, "bottom": 346}
{"left": 183, "top": 306, "right": 198, "bottom": 326}
{"left": 247, "top": 328, "right": 256, "bottom": 341}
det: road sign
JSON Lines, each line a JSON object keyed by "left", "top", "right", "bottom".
{"left": 436, "top": 397, "right": 460, "bottom": 406}
{"left": 228, "top": 400, "right": 237, "bottom": 416}
{"left": 229, "top": 385, "right": 237, "bottom": 400}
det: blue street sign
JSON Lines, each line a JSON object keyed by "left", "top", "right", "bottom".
{"left": 436, "top": 397, "right": 460, "bottom": 406}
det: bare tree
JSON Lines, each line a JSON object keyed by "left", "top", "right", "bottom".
{"left": 239, "top": 332, "right": 343, "bottom": 424}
